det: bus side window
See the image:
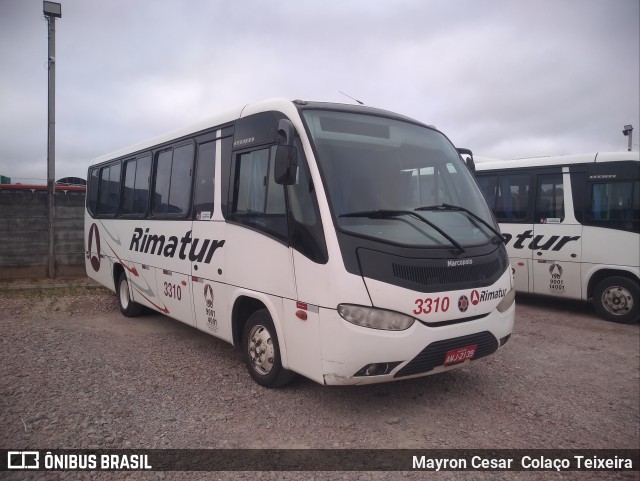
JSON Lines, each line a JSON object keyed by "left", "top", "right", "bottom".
{"left": 152, "top": 143, "right": 194, "bottom": 217}
{"left": 193, "top": 140, "right": 216, "bottom": 219}
{"left": 122, "top": 155, "right": 151, "bottom": 216}
{"left": 133, "top": 155, "right": 151, "bottom": 215}
{"left": 634, "top": 181, "right": 640, "bottom": 222}
{"left": 495, "top": 174, "right": 530, "bottom": 222}
{"left": 96, "top": 163, "right": 121, "bottom": 216}
{"left": 87, "top": 168, "right": 99, "bottom": 216}
{"left": 231, "top": 146, "right": 288, "bottom": 242}
{"left": 536, "top": 174, "right": 564, "bottom": 223}
{"left": 591, "top": 183, "right": 606, "bottom": 220}
{"left": 477, "top": 175, "right": 498, "bottom": 211}
{"left": 122, "top": 158, "right": 136, "bottom": 215}
{"left": 590, "top": 180, "right": 639, "bottom": 228}
{"left": 478, "top": 173, "right": 532, "bottom": 223}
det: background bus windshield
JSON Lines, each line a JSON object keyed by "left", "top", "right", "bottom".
{"left": 303, "top": 110, "right": 496, "bottom": 247}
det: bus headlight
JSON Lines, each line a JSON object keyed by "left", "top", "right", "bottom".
{"left": 496, "top": 288, "right": 516, "bottom": 313}
{"left": 337, "top": 304, "right": 415, "bottom": 331}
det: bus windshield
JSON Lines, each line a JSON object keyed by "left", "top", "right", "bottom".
{"left": 302, "top": 110, "right": 497, "bottom": 247}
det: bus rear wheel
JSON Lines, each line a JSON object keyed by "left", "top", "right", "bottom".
{"left": 117, "top": 271, "right": 144, "bottom": 317}
{"left": 242, "top": 309, "right": 295, "bottom": 388}
{"left": 593, "top": 276, "right": 639, "bottom": 324}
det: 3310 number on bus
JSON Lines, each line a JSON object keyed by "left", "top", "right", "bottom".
{"left": 413, "top": 296, "right": 450, "bottom": 315}
{"left": 164, "top": 282, "right": 182, "bottom": 301}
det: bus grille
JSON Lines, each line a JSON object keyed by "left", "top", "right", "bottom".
{"left": 394, "top": 331, "right": 498, "bottom": 378}
{"left": 357, "top": 245, "right": 508, "bottom": 293}
{"left": 392, "top": 258, "right": 502, "bottom": 287}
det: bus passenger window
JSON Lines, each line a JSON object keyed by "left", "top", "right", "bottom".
{"left": 121, "top": 154, "right": 151, "bottom": 216}
{"left": 193, "top": 141, "right": 216, "bottom": 218}
{"left": 536, "top": 174, "right": 564, "bottom": 223}
{"left": 154, "top": 150, "right": 172, "bottom": 214}
{"left": 477, "top": 175, "right": 498, "bottom": 210}
{"left": 97, "top": 163, "right": 121, "bottom": 216}
{"left": 477, "top": 174, "right": 530, "bottom": 222}
{"left": 122, "top": 159, "right": 136, "bottom": 214}
{"left": 87, "top": 168, "right": 99, "bottom": 215}
{"left": 152, "top": 143, "right": 194, "bottom": 216}
{"left": 590, "top": 181, "right": 639, "bottom": 229}
{"left": 495, "top": 174, "right": 529, "bottom": 221}
{"left": 134, "top": 155, "right": 151, "bottom": 214}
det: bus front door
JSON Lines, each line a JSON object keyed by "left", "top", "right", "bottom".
{"left": 531, "top": 172, "right": 583, "bottom": 299}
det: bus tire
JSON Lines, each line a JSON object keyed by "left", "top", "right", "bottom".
{"left": 242, "top": 309, "right": 295, "bottom": 388}
{"left": 593, "top": 276, "right": 639, "bottom": 324}
{"left": 117, "top": 271, "right": 144, "bottom": 318}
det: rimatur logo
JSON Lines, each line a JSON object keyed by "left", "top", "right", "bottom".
{"left": 204, "top": 284, "right": 214, "bottom": 308}
{"left": 549, "top": 263, "right": 563, "bottom": 276}
{"left": 8, "top": 451, "right": 39, "bottom": 469}
{"left": 470, "top": 290, "right": 480, "bottom": 306}
{"left": 129, "top": 228, "right": 225, "bottom": 264}
{"left": 86, "top": 223, "right": 101, "bottom": 272}
{"left": 204, "top": 284, "right": 217, "bottom": 331}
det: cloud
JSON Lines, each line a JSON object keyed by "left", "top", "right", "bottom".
{"left": 0, "top": 0, "right": 638, "bottom": 182}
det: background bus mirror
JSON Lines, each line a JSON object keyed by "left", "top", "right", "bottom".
{"left": 278, "top": 118, "right": 295, "bottom": 145}
{"left": 457, "top": 147, "right": 476, "bottom": 174}
{"left": 275, "top": 145, "right": 298, "bottom": 185}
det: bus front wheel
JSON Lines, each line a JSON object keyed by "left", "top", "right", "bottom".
{"left": 117, "top": 271, "right": 144, "bottom": 317}
{"left": 242, "top": 309, "right": 295, "bottom": 388}
{"left": 593, "top": 276, "right": 639, "bottom": 324}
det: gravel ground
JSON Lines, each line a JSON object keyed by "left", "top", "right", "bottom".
{"left": 0, "top": 281, "right": 638, "bottom": 481}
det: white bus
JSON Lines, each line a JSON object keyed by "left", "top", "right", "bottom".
{"left": 85, "top": 98, "right": 515, "bottom": 387}
{"left": 475, "top": 152, "right": 640, "bottom": 324}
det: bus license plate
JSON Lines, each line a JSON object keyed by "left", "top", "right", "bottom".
{"left": 444, "top": 345, "right": 477, "bottom": 366}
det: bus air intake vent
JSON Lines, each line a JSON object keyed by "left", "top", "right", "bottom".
{"left": 394, "top": 331, "right": 498, "bottom": 378}
{"left": 356, "top": 246, "right": 508, "bottom": 293}
{"left": 392, "top": 258, "right": 502, "bottom": 287}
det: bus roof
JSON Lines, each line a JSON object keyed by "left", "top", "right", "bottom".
{"left": 91, "top": 104, "right": 245, "bottom": 167}
{"left": 89, "top": 98, "right": 433, "bottom": 168}
{"left": 475, "top": 151, "right": 640, "bottom": 171}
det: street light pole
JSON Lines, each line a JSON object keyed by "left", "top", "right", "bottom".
{"left": 44, "top": 1, "right": 61, "bottom": 278}
{"left": 623, "top": 125, "right": 633, "bottom": 152}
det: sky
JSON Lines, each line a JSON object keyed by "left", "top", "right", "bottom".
{"left": 0, "top": 0, "right": 638, "bottom": 184}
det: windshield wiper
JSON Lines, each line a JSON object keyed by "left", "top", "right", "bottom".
{"left": 339, "top": 209, "right": 465, "bottom": 252}
{"left": 415, "top": 203, "right": 506, "bottom": 243}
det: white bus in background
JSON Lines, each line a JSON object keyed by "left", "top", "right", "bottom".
{"left": 85, "top": 98, "right": 515, "bottom": 387}
{"left": 475, "top": 152, "right": 639, "bottom": 324}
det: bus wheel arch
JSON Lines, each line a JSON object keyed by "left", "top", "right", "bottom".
{"left": 231, "top": 296, "right": 267, "bottom": 348}
{"left": 113, "top": 263, "right": 125, "bottom": 293}
{"left": 231, "top": 296, "right": 295, "bottom": 387}
{"left": 114, "top": 265, "right": 144, "bottom": 317}
{"left": 591, "top": 274, "right": 639, "bottom": 324}
{"left": 586, "top": 269, "right": 638, "bottom": 301}
{"left": 241, "top": 309, "right": 295, "bottom": 388}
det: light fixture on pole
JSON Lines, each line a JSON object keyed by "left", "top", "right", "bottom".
{"left": 622, "top": 125, "right": 633, "bottom": 152}
{"left": 44, "top": 1, "right": 62, "bottom": 278}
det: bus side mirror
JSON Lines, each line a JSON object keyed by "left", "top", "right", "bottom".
{"left": 275, "top": 119, "right": 298, "bottom": 185}
{"left": 457, "top": 147, "right": 476, "bottom": 174}
{"left": 275, "top": 145, "right": 298, "bottom": 185}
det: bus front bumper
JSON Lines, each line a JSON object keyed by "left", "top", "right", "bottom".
{"left": 318, "top": 303, "right": 514, "bottom": 386}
